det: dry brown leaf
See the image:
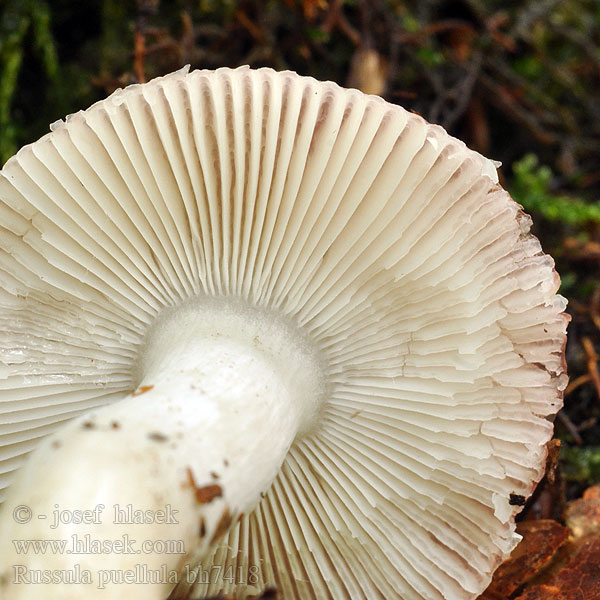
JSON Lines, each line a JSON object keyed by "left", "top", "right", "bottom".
{"left": 301, "top": 0, "right": 327, "bottom": 20}
{"left": 479, "top": 520, "right": 570, "bottom": 599}
{"left": 566, "top": 484, "right": 600, "bottom": 541}
{"left": 514, "top": 535, "right": 600, "bottom": 600}
{"left": 346, "top": 48, "right": 388, "bottom": 97}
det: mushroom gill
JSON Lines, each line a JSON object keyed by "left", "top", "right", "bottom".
{"left": 0, "top": 66, "right": 568, "bottom": 600}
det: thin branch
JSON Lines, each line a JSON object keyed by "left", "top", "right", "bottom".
{"left": 565, "top": 374, "right": 592, "bottom": 396}
{"left": 133, "top": 27, "right": 146, "bottom": 83}
{"left": 590, "top": 288, "right": 600, "bottom": 332}
{"left": 322, "top": 0, "right": 361, "bottom": 46}
{"left": 582, "top": 337, "right": 600, "bottom": 403}
{"left": 442, "top": 51, "right": 483, "bottom": 129}
{"left": 394, "top": 20, "right": 475, "bottom": 45}
{"left": 557, "top": 411, "right": 583, "bottom": 445}
{"left": 479, "top": 74, "right": 558, "bottom": 145}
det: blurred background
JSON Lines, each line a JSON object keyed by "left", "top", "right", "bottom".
{"left": 1, "top": 0, "right": 599, "bottom": 511}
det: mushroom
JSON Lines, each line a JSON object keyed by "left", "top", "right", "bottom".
{"left": 0, "top": 66, "right": 568, "bottom": 600}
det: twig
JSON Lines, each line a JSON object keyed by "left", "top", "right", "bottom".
{"left": 133, "top": 27, "right": 146, "bottom": 83}
{"left": 557, "top": 411, "right": 583, "bottom": 445}
{"left": 565, "top": 373, "right": 591, "bottom": 396}
{"left": 582, "top": 337, "right": 600, "bottom": 402}
{"left": 322, "top": 0, "right": 361, "bottom": 46}
{"left": 590, "top": 288, "right": 600, "bottom": 332}
{"left": 510, "top": 0, "right": 564, "bottom": 39}
{"left": 133, "top": 0, "right": 160, "bottom": 83}
{"left": 483, "top": 58, "right": 564, "bottom": 127}
{"left": 569, "top": 299, "right": 591, "bottom": 315}
{"left": 578, "top": 417, "right": 598, "bottom": 432}
{"left": 236, "top": 9, "right": 264, "bottom": 42}
{"left": 133, "top": 0, "right": 159, "bottom": 83}
{"left": 485, "top": 12, "right": 516, "bottom": 52}
{"left": 479, "top": 74, "right": 557, "bottom": 145}
{"left": 441, "top": 51, "right": 483, "bottom": 129}
{"left": 394, "top": 20, "right": 475, "bottom": 45}
{"left": 466, "top": 93, "right": 490, "bottom": 154}
{"left": 551, "top": 24, "right": 600, "bottom": 75}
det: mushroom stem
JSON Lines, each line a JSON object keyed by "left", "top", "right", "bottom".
{"left": 0, "top": 302, "right": 325, "bottom": 599}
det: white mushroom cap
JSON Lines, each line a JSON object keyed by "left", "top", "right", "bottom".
{"left": 0, "top": 66, "right": 568, "bottom": 599}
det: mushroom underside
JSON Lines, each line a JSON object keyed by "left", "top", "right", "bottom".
{"left": 0, "top": 66, "right": 568, "bottom": 600}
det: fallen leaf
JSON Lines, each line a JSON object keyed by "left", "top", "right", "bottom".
{"left": 479, "top": 520, "right": 569, "bottom": 598}
{"left": 132, "top": 384, "right": 154, "bottom": 396}
{"left": 514, "top": 535, "right": 600, "bottom": 600}
{"left": 566, "top": 484, "right": 600, "bottom": 540}
{"left": 347, "top": 48, "right": 388, "bottom": 96}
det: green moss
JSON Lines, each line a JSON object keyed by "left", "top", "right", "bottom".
{"left": 0, "top": 0, "right": 58, "bottom": 164}
{"left": 561, "top": 445, "right": 600, "bottom": 485}
{"left": 558, "top": 272, "right": 577, "bottom": 295}
{"left": 510, "top": 154, "right": 600, "bottom": 225}
{"left": 416, "top": 47, "right": 446, "bottom": 67}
